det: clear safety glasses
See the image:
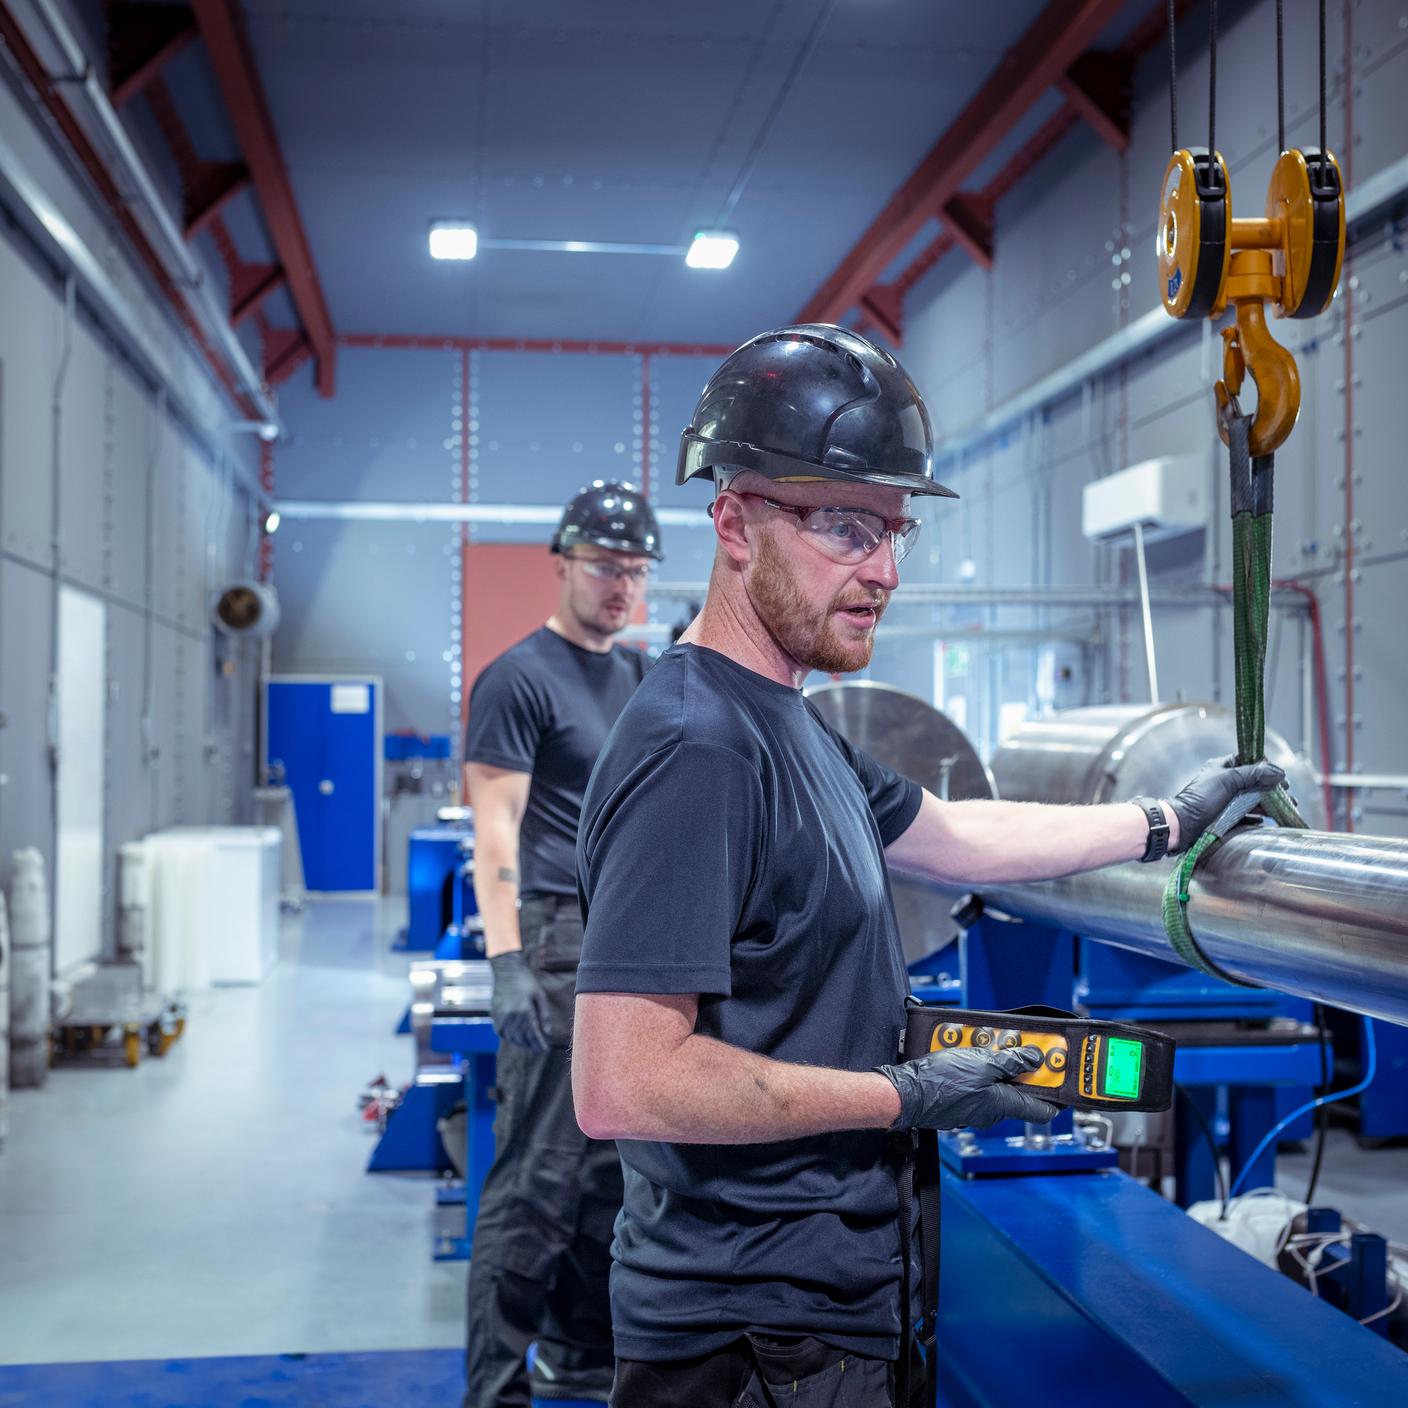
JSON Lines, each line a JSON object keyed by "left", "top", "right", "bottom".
{"left": 565, "top": 555, "right": 652, "bottom": 586}
{"left": 729, "top": 492, "right": 922, "bottom": 566}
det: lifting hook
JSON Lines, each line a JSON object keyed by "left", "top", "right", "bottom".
{"left": 1213, "top": 250, "right": 1301, "bottom": 457}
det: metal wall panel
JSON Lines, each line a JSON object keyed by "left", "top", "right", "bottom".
{"left": 272, "top": 519, "right": 454, "bottom": 734}
{"left": 106, "top": 361, "right": 158, "bottom": 611}
{"left": 53, "top": 318, "right": 110, "bottom": 594}
{"left": 0, "top": 556, "right": 55, "bottom": 869}
{"left": 277, "top": 346, "right": 458, "bottom": 502}
{"left": 0, "top": 235, "right": 59, "bottom": 570}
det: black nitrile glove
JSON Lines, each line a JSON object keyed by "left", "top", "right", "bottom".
{"left": 877, "top": 1045, "right": 1060, "bottom": 1131}
{"left": 1167, "top": 753, "right": 1286, "bottom": 855}
{"left": 488, "top": 951, "right": 550, "bottom": 1052}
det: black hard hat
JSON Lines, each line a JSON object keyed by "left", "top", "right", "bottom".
{"left": 676, "top": 323, "right": 956, "bottom": 499}
{"left": 551, "top": 480, "right": 664, "bottom": 561}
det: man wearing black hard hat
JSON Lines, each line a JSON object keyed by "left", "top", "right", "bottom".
{"left": 462, "top": 480, "right": 662, "bottom": 1407}
{"left": 570, "top": 326, "right": 1283, "bottom": 1406}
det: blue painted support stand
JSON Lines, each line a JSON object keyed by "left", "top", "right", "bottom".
{"left": 431, "top": 1015, "right": 498, "bottom": 1260}
{"left": 366, "top": 1073, "right": 463, "bottom": 1174}
{"left": 935, "top": 1167, "right": 1408, "bottom": 1406}
{"left": 397, "top": 825, "right": 474, "bottom": 953}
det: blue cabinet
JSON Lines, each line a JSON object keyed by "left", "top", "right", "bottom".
{"left": 265, "top": 676, "right": 382, "bottom": 892}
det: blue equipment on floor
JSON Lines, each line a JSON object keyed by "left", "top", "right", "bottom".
{"left": 401, "top": 823, "right": 478, "bottom": 953}
{"left": 0, "top": 1349, "right": 598, "bottom": 1408}
{"left": 370, "top": 960, "right": 493, "bottom": 1177}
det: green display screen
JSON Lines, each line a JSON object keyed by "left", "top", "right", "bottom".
{"left": 1102, "top": 1037, "right": 1143, "bottom": 1099}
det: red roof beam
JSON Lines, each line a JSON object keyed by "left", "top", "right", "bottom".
{"left": 231, "top": 263, "right": 285, "bottom": 326}
{"left": 798, "top": 0, "right": 1127, "bottom": 325}
{"left": 189, "top": 0, "right": 336, "bottom": 397}
{"left": 1058, "top": 50, "right": 1134, "bottom": 152}
{"left": 941, "top": 193, "right": 995, "bottom": 270}
{"left": 106, "top": 1, "right": 198, "bottom": 108}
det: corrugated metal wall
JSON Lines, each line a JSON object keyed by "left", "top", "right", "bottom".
{"left": 0, "top": 162, "right": 260, "bottom": 967}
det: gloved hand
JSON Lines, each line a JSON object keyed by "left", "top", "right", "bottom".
{"left": 488, "top": 951, "right": 551, "bottom": 1052}
{"left": 877, "top": 1045, "right": 1060, "bottom": 1131}
{"left": 1167, "top": 754, "right": 1286, "bottom": 855}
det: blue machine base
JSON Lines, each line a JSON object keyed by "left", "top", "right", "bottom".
{"left": 936, "top": 1167, "right": 1408, "bottom": 1406}
{"left": 0, "top": 1349, "right": 598, "bottom": 1408}
{"left": 366, "top": 1077, "right": 462, "bottom": 1174}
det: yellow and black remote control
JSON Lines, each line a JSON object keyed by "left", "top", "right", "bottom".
{"left": 903, "top": 1004, "right": 1175, "bottom": 1113}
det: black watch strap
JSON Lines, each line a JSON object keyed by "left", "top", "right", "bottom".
{"left": 1131, "top": 796, "right": 1171, "bottom": 863}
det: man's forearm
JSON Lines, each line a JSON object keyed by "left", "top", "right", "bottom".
{"left": 575, "top": 1025, "right": 901, "bottom": 1144}
{"left": 473, "top": 833, "right": 523, "bottom": 957}
{"left": 891, "top": 797, "right": 1178, "bottom": 887}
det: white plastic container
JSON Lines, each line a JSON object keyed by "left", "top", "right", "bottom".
{"left": 139, "top": 827, "right": 282, "bottom": 988}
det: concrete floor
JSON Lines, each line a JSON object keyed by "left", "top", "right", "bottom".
{"left": 0, "top": 896, "right": 465, "bottom": 1366}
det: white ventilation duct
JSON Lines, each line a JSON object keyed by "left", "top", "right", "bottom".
{"left": 211, "top": 581, "right": 281, "bottom": 639}
{"left": 8, "top": 848, "right": 51, "bottom": 1089}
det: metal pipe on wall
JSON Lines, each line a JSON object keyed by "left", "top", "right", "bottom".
{"left": 21, "top": 0, "right": 275, "bottom": 422}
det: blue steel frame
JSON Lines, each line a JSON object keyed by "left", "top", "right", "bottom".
{"left": 935, "top": 1167, "right": 1408, "bottom": 1405}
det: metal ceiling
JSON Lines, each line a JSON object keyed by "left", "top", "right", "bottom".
{"left": 179, "top": 0, "right": 1066, "bottom": 346}
{"left": 2, "top": 0, "right": 1184, "bottom": 400}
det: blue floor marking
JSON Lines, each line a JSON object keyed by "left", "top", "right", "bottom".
{"left": 0, "top": 1349, "right": 599, "bottom": 1407}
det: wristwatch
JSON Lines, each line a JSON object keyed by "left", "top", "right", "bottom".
{"left": 1130, "top": 796, "right": 1171, "bottom": 863}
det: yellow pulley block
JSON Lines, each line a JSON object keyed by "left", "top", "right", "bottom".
{"left": 1267, "top": 147, "right": 1345, "bottom": 319}
{"left": 1158, "top": 148, "right": 1231, "bottom": 320}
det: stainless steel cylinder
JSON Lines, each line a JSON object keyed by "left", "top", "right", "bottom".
{"left": 805, "top": 681, "right": 993, "bottom": 963}
{"left": 991, "top": 702, "right": 1324, "bottom": 828}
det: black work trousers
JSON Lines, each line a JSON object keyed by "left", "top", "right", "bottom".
{"left": 464, "top": 894, "right": 622, "bottom": 1407}
{"left": 611, "top": 1335, "right": 927, "bottom": 1408}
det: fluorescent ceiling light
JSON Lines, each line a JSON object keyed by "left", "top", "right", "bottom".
{"left": 686, "top": 229, "right": 739, "bottom": 269}
{"left": 429, "top": 221, "right": 478, "bottom": 261}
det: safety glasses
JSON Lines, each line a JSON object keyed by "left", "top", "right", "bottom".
{"left": 564, "top": 554, "right": 652, "bottom": 586}
{"left": 727, "top": 492, "right": 921, "bottom": 566}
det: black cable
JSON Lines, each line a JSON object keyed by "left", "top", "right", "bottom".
{"left": 1208, "top": 0, "right": 1218, "bottom": 157}
{"left": 715, "top": 0, "right": 838, "bottom": 227}
{"left": 1167, "top": 0, "right": 1179, "bottom": 151}
{"left": 1319, "top": 0, "right": 1327, "bottom": 159}
{"left": 1304, "top": 1004, "right": 1331, "bottom": 1204}
{"left": 1176, "top": 1081, "right": 1229, "bottom": 1217}
{"left": 1276, "top": 0, "right": 1285, "bottom": 154}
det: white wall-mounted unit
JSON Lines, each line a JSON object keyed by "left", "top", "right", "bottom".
{"left": 1081, "top": 457, "right": 1208, "bottom": 545}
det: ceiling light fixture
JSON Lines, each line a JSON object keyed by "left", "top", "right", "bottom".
{"left": 686, "top": 230, "right": 740, "bottom": 270}
{"left": 263, "top": 510, "right": 281, "bottom": 535}
{"left": 429, "top": 221, "right": 479, "bottom": 261}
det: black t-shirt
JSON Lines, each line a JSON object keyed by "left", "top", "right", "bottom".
{"left": 465, "top": 626, "right": 649, "bottom": 896}
{"left": 576, "top": 643, "right": 923, "bottom": 1362}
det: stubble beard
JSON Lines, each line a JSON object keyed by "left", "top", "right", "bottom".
{"left": 748, "top": 531, "right": 885, "bottom": 675}
{"left": 570, "top": 584, "right": 630, "bottom": 641}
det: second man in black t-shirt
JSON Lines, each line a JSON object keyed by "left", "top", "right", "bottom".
{"left": 461, "top": 480, "right": 662, "bottom": 1408}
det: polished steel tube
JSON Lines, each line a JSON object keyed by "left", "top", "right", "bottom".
{"left": 978, "top": 829, "right": 1408, "bottom": 1027}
